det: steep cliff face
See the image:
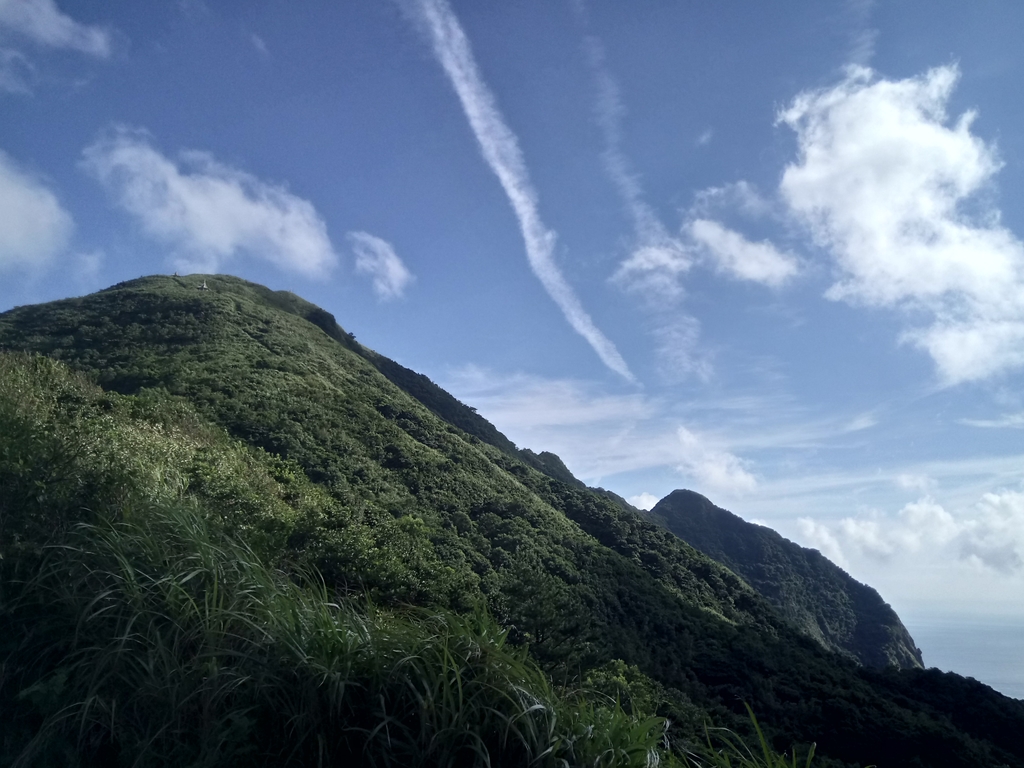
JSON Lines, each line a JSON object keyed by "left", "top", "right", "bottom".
{"left": 649, "top": 489, "right": 924, "bottom": 669}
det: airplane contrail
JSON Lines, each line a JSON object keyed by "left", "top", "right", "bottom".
{"left": 408, "top": 0, "right": 636, "bottom": 383}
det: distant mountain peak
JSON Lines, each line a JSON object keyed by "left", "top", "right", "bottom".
{"left": 648, "top": 489, "right": 924, "bottom": 669}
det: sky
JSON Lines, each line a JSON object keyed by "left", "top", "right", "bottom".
{"left": 3, "top": 0, "right": 1024, "bottom": 687}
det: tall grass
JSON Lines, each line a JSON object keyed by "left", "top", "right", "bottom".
{"left": 2, "top": 500, "right": 671, "bottom": 767}
{"left": 681, "top": 706, "right": 818, "bottom": 768}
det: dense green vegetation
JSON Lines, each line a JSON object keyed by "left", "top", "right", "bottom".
{"left": 682, "top": 707, "right": 818, "bottom": 768}
{"left": 649, "top": 491, "right": 922, "bottom": 669}
{"left": 0, "top": 355, "right": 668, "bottom": 766}
{"left": 2, "top": 274, "right": 1024, "bottom": 766}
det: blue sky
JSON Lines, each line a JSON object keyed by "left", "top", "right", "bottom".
{"left": 4, "top": 0, "right": 1024, "bottom": 665}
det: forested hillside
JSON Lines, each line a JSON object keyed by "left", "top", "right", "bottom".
{"left": 2, "top": 274, "right": 1024, "bottom": 767}
{"left": 649, "top": 490, "right": 923, "bottom": 669}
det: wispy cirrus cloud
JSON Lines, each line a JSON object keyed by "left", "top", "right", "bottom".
{"left": 651, "top": 316, "right": 711, "bottom": 383}
{"left": 578, "top": 27, "right": 796, "bottom": 385}
{"left": 0, "top": 148, "right": 72, "bottom": 270}
{"left": 574, "top": 23, "right": 797, "bottom": 386}
{"left": 581, "top": 35, "right": 691, "bottom": 304}
{"left": 442, "top": 365, "right": 885, "bottom": 497}
{"left": 692, "top": 181, "right": 774, "bottom": 220}
{"left": 959, "top": 413, "right": 1024, "bottom": 429}
{"left": 82, "top": 127, "right": 337, "bottom": 278}
{"left": 250, "top": 33, "right": 268, "bottom": 57}
{"left": 897, "top": 473, "right": 935, "bottom": 493}
{"left": 407, "top": 0, "right": 634, "bottom": 383}
{"left": 0, "top": 0, "right": 112, "bottom": 93}
{"left": 844, "top": 0, "right": 878, "bottom": 66}
{"left": 0, "top": 0, "right": 111, "bottom": 57}
{"left": 0, "top": 47, "right": 32, "bottom": 93}
{"left": 779, "top": 64, "right": 1024, "bottom": 385}
{"left": 348, "top": 231, "right": 414, "bottom": 301}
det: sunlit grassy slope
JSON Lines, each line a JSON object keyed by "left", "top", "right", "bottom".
{"left": 0, "top": 354, "right": 670, "bottom": 766}
{"left": 2, "top": 274, "right": 1024, "bottom": 767}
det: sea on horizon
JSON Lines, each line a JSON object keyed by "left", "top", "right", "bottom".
{"left": 908, "top": 618, "right": 1024, "bottom": 701}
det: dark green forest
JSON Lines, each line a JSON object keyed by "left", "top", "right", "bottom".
{"left": 2, "top": 274, "right": 1023, "bottom": 767}
{"left": 649, "top": 490, "right": 922, "bottom": 670}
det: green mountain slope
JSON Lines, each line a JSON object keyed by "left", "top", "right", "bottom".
{"left": 649, "top": 490, "right": 923, "bottom": 669}
{"left": 2, "top": 274, "right": 1023, "bottom": 767}
{"left": 0, "top": 354, "right": 668, "bottom": 767}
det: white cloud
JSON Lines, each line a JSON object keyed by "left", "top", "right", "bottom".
{"left": 897, "top": 473, "right": 935, "bottom": 492}
{"left": 445, "top": 366, "right": 902, "bottom": 491}
{"left": 778, "top": 64, "right": 1024, "bottom": 385}
{"left": 74, "top": 248, "right": 102, "bottom": 284}
{"left": 676, "top": 425, "right": 757, "bottom": 496}
{"left": 628, "top": 492, "right": 660, "bottom": 511}
{"left": 0, "top": 149, "right": 72, "bottom": 270}
{"left": 620, "top": 180, "right": 790, "bottom": 298}
{"left": 688, "top": 218, "right": 799, "bottom": 287}
{"left": 837, "top": 498, "right": 959, "bottom": 559}
{"left": 409, "top": 0, "right": 634, "bottom": 383}
{"left": 844, "top": 412, "right": 877, "bottom": 432}
{"left": 0, "top": 0, "right": 111, "bottom": 57}
{"left": 838, "top": 516, "right": 894, "bottom": 558}
{"left": 583, "top": 35, "right": 692, "bottom": 305}
{"left": 348, "top": 231, "right": 414, "bottom": 301}
{"left": 250, "top": 33, "right": 268, "bottom": 57}
{"left": 442, "top": 366, "right": 671, "bottom": 480}
{"left": 579, "top": 30, "right": 795, "bottom": 375}
{"left": 956, "top": 491, "right": 1024, "bottom": 573}
{"left": 803, "top": 491, "right": 1024, "bottom": 574}
{"left": 899, "top": 497, "right": 960, "bottom": 549}
{"left": 845, "top": 0, "right": 877, "bottom": 66}
{"left": 960, "top": 412, "right": 1024, "bottom": 429}
{"left": 910, "top": 322, "right": 1024, "bottom": 384}
{"left": 577, "top": 30, "right": 724, "bottom": 386}
{"left": 82, "top": 127, "right": 337, "bottom": 278}
{"left": 797, "top": 517, "right": 848, "bottom": 565}
{"left": 696, "top": 129, "right": 713, "bottom": 146}
{"left": 692, "top": 181, "right": 773, "bottom": 220}
{"left": 0, "top": 47, "right": 32, "bottom": 92}
{"left": 652, "top": 316, "right": 711, "bottom": 383}
{"left": 448, "top": 366, "right": 653, "bottom": 431}
{"left": 612, "top": 242, "right": 691, "bottom": 302}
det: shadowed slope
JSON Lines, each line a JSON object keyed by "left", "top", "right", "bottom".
{"left": 649, "top": 490, "right": 923, "bottom": 669}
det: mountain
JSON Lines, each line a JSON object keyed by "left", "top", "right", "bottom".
{"left": 2, "top": 274, "right": 1024, "bottom": 767}
{"left": 648, "top": 490, "right": 923, "bottom": 669}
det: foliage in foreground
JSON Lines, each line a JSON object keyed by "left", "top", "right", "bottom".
{"left": 682, "top": 707, "right": 819, "bottom": 768}
{"left": 0, "top": 352, "right": 670, "bottom": 766}
{"left": 1, "top": 500, "right": 671, "bottom": 767}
